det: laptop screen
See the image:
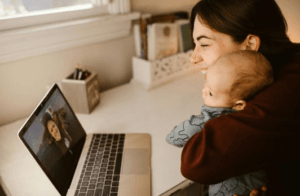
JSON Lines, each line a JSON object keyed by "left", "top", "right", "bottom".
{"left": 18, "top": 84, "right": 86, "bottom": 196}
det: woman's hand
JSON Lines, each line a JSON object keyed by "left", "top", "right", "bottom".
{"left": 233, "top": 186, "right": 267, "bottom": 196}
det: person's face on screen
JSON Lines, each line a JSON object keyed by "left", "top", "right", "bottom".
{"left": 47, "top": 120, "right": 62, "bottom": 141}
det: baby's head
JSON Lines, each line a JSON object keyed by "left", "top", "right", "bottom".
{"left": 202, "top": 50, "right": 273, "bottom": 110}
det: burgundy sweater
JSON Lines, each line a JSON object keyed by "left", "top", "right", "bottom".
{"left": 181, "top": 47, "right": 300, "bottom": 196}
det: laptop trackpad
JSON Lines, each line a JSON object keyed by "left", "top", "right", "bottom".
{"left": 121, "top": 149, "right": 150, "bottom": 175}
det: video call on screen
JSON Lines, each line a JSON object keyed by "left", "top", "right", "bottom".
{"left": 23, "top": 88, "right": 85, "bottom": 191}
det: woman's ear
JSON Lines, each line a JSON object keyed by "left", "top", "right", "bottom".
{"left": 232, "top": 100, "right": 247, "bottom": 111}
{"left": 243, "top": 34, "right": 261, "bottom": 51}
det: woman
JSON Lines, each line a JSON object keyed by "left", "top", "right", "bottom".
{"left": 40, "top": 109, "right": 72, "bottom": 155}
{"left": 181, "top": 0, "right": 300, "bottom": 195}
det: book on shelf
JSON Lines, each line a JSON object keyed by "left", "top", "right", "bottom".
{"left": 147, "top": 22, "right": 178, "bottom": 61}
{"left": 133, "top": 11, "right": 189, "bottom": 60}
{"left": 140, "top": 14, "right": 152, "bottom": 59}
{"left": 132, "top": 13, "right": 152, "bottom": 59}
{"left": 147, "top": 11, "right": 189, "bottom": 24}
{"left": 176, "top": 19, "right": 194, "bottom": 52}
{"left": 133, "top": 24, "right": 142, "bottom": 58}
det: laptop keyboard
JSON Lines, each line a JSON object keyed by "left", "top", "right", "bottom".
{"left": 75, "top": 133, "right": 125, "bottom": 196}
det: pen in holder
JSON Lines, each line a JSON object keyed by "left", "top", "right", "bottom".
{"left": 62, "top": 71, "right": 100, "bottom": 114}
{"left": 73, "top": 64, "right": 91, "bottom": 80}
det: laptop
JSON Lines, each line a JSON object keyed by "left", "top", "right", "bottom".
{"left": 18, "top": 84, "right": 151, "bottom": 196}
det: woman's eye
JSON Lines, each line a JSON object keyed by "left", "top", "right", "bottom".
{"left": 209, "top": 92, "right": 213, "bottom": 96}
{"left": 201, "top": 44, "right": 209, "bottom": 47}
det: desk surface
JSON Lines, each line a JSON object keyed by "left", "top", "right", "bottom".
{"left": 0, "top": 73, "right": 205, "bottom": 196}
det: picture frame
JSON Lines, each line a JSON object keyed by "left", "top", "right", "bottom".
{"left": 176, "top": 19, "right": 194, "bottom": 53}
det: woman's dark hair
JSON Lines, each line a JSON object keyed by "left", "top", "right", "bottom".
{"left": 190, "top": 0, "right": 297, "bottom": 65}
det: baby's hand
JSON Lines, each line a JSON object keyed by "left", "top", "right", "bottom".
{"left": 233, "top": 186, "right": 267, "bottom": 196}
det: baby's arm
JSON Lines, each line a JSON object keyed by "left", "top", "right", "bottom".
{"left": 209, "top": 170, "right": 267, "bottom": 196}
{"left": 166, "top": 115, "right": 207, "bottom": 147}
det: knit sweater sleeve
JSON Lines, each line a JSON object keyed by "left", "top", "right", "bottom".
{"left": 181, "top": 58, "right": 300, "bottom": 186}
{"left": 166, "top": 106, "right": 236, "bottom": 147}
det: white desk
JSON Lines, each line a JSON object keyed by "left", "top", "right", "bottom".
{"left": 0, "top": 73, "right": 205, "bottom": 196}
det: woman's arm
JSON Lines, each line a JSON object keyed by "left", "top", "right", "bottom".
{"left": 181, "top": 60, "right": 300, "bottom": 186}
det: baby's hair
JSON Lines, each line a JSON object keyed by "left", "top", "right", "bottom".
{"left": 218, "top": 50, "right": 274, "bottom": 101}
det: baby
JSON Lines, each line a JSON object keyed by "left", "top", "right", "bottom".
{"left": 166, "top": 50, "right": 273, "bottom": 196}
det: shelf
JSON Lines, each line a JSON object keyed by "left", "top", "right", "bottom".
{"left": 131, "top": 50, "right": 201, "bottom": 90}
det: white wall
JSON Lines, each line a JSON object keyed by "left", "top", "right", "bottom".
{"left": 0, "top": 0, "right": 199, "bottom": 126}
{"left": 0, "top": 35, "right": 136, "bottom": 125}
{"left": 276, "top": 0, "right": 300, "bottom": 42}
{"left": 0, "top": 0, "right": 299, "bottom": 126}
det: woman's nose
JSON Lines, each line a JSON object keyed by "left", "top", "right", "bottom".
{"left": 202, "top": 87, "right": 207, "bottom": 95}
{"left": 202, "top": 83, "right": 209, "bottom": 94}
{"left": 190, "top": 47, "right": 203, "bottom": 65}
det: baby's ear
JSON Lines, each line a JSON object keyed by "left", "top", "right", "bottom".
{"left": 232, "top": 100, "right": 246, "bottom": 111}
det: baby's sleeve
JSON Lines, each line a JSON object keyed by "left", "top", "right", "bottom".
{"left": 166, "top": 115, "right": 206, "bottom": 147}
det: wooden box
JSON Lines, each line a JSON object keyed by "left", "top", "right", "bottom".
{"left": 61, "top": 71, "right": 100, "bottom": 114}
{"left": 131, "top": 50, "right": 201, "bottom": 90}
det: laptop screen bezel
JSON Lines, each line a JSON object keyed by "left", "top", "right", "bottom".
{"left": 18, "top": 83, "right": 87, "bottom": 196}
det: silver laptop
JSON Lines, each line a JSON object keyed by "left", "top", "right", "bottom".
{"left": 18, "top": 84, "right": 151, "bottom": 196}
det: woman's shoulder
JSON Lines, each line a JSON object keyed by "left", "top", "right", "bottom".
{"left": 275, "top": 44, "right": 300, "bottom": 73}
{"left": 289, "top": 43, "right": 300, "bottom": 59}
{"left": 285, "top": 43, "right": 300, "bottom": 61}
